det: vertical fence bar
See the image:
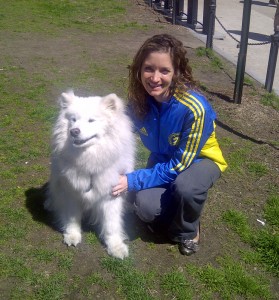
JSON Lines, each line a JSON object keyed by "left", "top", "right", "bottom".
{"left": 205, "top": 0, "right": 216, "bottom": 49}
{"left": 178, "top": 0, "right": 184, "bottom": 21}
{"left": 265, "top": 32, "right": 279, "bottom": 92}
{"left": 187, "top": 0, "right": 198, "bottom": 28}
{"left": 164, "top": 0, "right": 170, "bottom": 10}
{"left": 172, "top": 0, "right": 177, "bottom": 24}
{"left": 233, "top": 0, "right": 252, "bottom": 104}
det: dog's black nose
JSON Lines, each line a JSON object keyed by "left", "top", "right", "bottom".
{"left": 70, "top": 128, "right": 80, "bottom": 137}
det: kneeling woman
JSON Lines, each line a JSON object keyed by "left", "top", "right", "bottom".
{"left": 112, "top": 34, "right": 227, "bottom": 255}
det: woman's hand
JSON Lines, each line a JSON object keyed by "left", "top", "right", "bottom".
{"left": 112, "top": 175, "right": 128, "bottom": 197}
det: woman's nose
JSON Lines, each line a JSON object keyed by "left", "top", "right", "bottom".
{"left": 151, "top": 70, "right": 160, "bottom": 82}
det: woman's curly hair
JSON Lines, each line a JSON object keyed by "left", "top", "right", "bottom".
{"left": 128, "top": 34, "right": 196, "bottom": 118}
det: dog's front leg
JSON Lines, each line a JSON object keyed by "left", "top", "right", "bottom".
{"left": 61, "top": 207, "right": 82, "bottom": 247}
{"left": 100, "top": 196, "right": 128, "bottom": 259}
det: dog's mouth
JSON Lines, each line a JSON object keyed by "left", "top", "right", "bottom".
{"left": 72, "top": 135, "right": 97, "bottom": 146}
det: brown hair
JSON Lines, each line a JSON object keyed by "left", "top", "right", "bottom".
{"left": 128, "top": 34, "right": 196, "bottom": 118}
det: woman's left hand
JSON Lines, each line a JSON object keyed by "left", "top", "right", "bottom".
{"left": 112, "top": 175, "right": 128, "bottom": 196}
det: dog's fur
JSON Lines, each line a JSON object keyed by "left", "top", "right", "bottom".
{"left": 44, "top": 91, "right": 135, "bottom": 259}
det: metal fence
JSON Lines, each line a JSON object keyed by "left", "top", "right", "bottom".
{"left": 149, "top": 0, "right": 279, "bottom": 103}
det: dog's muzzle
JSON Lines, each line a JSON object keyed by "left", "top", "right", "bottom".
{"left": 70, "top": 128, "right": 80, "bottom": 137}
{"left": 70, "top": 128, "right": 97, "bottom": 146}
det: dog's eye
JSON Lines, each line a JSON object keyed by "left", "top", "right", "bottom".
{"left": 88, "top": 119, "right": 95, "bottom": 123}
{"left": 71, "top": 117, "right": 76, "bottom": 122}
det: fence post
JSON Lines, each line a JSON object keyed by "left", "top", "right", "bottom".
{"left": 203, "top": 0, "right": 215, "bottom": 34}
{"left": 233, "top": 0, "right": 252, "bottom": 104}
{"left": 172, "top": 0, "right": 184, "bottom": 25}
{"left": 187, "top": 0, "right": 198, "bottom": 28}
{"left": 205, "top": 0, "right": 216, "bottom": 49}
{"left": 265, "top": 31, "right": 279, "bottom": 92}
{"left": 164, "top": 0, "right": 170, "bottom": 10}
{"left": 172, "top": 0, "right": 177, "bottom": 24}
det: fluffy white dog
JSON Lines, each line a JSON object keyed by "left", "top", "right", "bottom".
{"left": 44, "top": 91, "right": 135, "bottom": 259}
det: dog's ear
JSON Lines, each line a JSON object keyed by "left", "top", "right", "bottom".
{"left": 101, "top": 93, "right": 124, "bottom": 112}
{"left": 60, "top": 90, "right": 75, "bottom": 108}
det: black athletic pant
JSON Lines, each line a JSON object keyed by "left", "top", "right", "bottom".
{"left": 134, "top": 158, "right": 221, "bottom": 242}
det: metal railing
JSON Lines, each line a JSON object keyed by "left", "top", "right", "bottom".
{"left": 149, "top": 0, "right": 279, "bottom": 101}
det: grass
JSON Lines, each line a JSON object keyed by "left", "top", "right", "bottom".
{"left": 161, "top": 270, "right": 193, "bottom": 299}
{"left": 264, "top": 194, "right": 279, "bottom": 227}
{"left": 101, "top": 257, "right": 156, "bottom": 299}
{"left": 261, "top": 92, "right": 279, "bottom": 110}
{"left": 0, "top": 0, "right": 149, "bottom": 34}
{"left": 195, "top": 46, "right": 224, "bottom": 71}
{"left": 0, "top": 1, "right": 278, "bottom": 299}
{"left": 222, "top": 193, "right": 279, "bottom": 277}
{"left": 0, "top": 252, "right": 67, "bottom": 299}
{"left": 188, "top": 257, "right": 273, "bottom": 300}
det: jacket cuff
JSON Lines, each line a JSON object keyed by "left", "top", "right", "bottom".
{"left": 126, "top": 173, "right": 135, "bottom": 191}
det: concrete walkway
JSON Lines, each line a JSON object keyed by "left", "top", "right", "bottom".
{"left": 182, "top": 0, "right": 279, "bottom": 95}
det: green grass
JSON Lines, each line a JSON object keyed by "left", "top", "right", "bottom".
{"left": 264, "top": 194, "right": 279, "bottom": 227}
{"left": 188, "top": 257, "right": 273, "bottom": 300}
{"left": 222, "top": 209, "right": 253, "bottom": 242}
{"left": 85, "top": 232, "right": 99, "bottom": 246}
{"left": 223, "top": 193, "right": 279, "bottom": 277}
{"left": 161, "top": 269, "right": 193, "bottom": 299}
{"left": 261, "top": 92, "right": 279, "bottom": 110}
{"left": 224, "top": 143, "right": 269, "bottom": 178}
{"left": 226, "top": 145, "right": 251, "bottom": 173}
{"left": 195, "top": 46, "right": 224, "bottom": 71}
{"left": 247, "top": 162, "right": 269, "bottom": 177}
{"left": 0, "top": 0, "right": 149, "bottom": 34}
{"left": 100, "top": 254, "right": 276, "bottom": 300}
{"left": 244, "top": 75, "right": 255, "bottom": 87}
{"left": 85, "top": 272, "right": 109, "bottom": 288}
{"left": 101, "top": 257, "right": 155, "bottom": 299}
{"left": 135, "top": 137, "right": 150, "bottom": 169}
{"left": 0, "top": 252, "right": 67, "bottom": 299}
{"left": 31, "top": 248, "right": 74, "bottom": 270}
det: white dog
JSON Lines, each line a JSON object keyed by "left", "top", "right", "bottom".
{"left": 44, "top": 91, "right": 135, "bottom": 259}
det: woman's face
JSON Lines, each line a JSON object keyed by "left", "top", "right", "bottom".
{"left": 140, "top": 51, "right": 175, "bottom": 103}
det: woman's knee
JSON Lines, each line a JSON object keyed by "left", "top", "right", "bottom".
{"left": 134, "top": 190, "right": 161, "bottom": 223}
{"left": 174, "top": 173, "right": 196, "bottom": 201}
{"left": 174, "top": 159, "right": 220, "bottom": 203}
{"left": 173, "top": 174, "right": 208, "bottom": 207}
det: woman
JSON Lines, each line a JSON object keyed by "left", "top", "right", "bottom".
{"left": 112, "top": 34, "right": 227, "bottom": 255}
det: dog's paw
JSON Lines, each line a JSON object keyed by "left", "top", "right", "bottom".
{"left": 63, "top": 231, "right": 82, "bottom": 247}
{"left": 106, "top": 239, "right": 129, "bottom": 259}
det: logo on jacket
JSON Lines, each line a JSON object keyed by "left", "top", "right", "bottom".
{"left": 139, "top": 127, "right": 148, "bottom": 136}
{"left": 168, "top": 133, "right": 181, "bottom": 146}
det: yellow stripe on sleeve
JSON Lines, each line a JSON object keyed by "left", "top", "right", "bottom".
{"left": 173, "top": 92, "right": 205, "bottom": 172}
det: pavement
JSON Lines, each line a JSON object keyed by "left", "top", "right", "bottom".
{"left": 155, "top": 0, "right": 279, "bottom": 95}
{"left": 189, "top": 0, "right": 279, "bottom": 95}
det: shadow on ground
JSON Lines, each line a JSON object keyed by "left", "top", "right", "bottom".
{"left": 25, "top": 183, "right": 55, "bottom": 229}
{"left": 25, "top": 184, "right": 170, "bottom": 246}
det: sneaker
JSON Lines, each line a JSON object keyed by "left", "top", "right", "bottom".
{"left": 178, "top": 239, "right": 199, "bottom": 256}
{"left": 178, "top": 223, "right": 200, "bottom": 256}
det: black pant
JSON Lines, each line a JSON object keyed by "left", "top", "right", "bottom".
{"left": 134, "top": 159, "right": 221, "bottom": 242}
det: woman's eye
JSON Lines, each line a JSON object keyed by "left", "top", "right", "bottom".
{"left": 144, "top": 66, "right": 153, "bottom": 72}
{"left": 88, "top": 119, "right": 95, "bottom": 123}
{"left": 161, "top": 69, "right": 170, "bottom": 75}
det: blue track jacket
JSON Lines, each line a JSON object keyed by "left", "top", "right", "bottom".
{"left": 126, "top": 89, "right": 227, "bottom": 192}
